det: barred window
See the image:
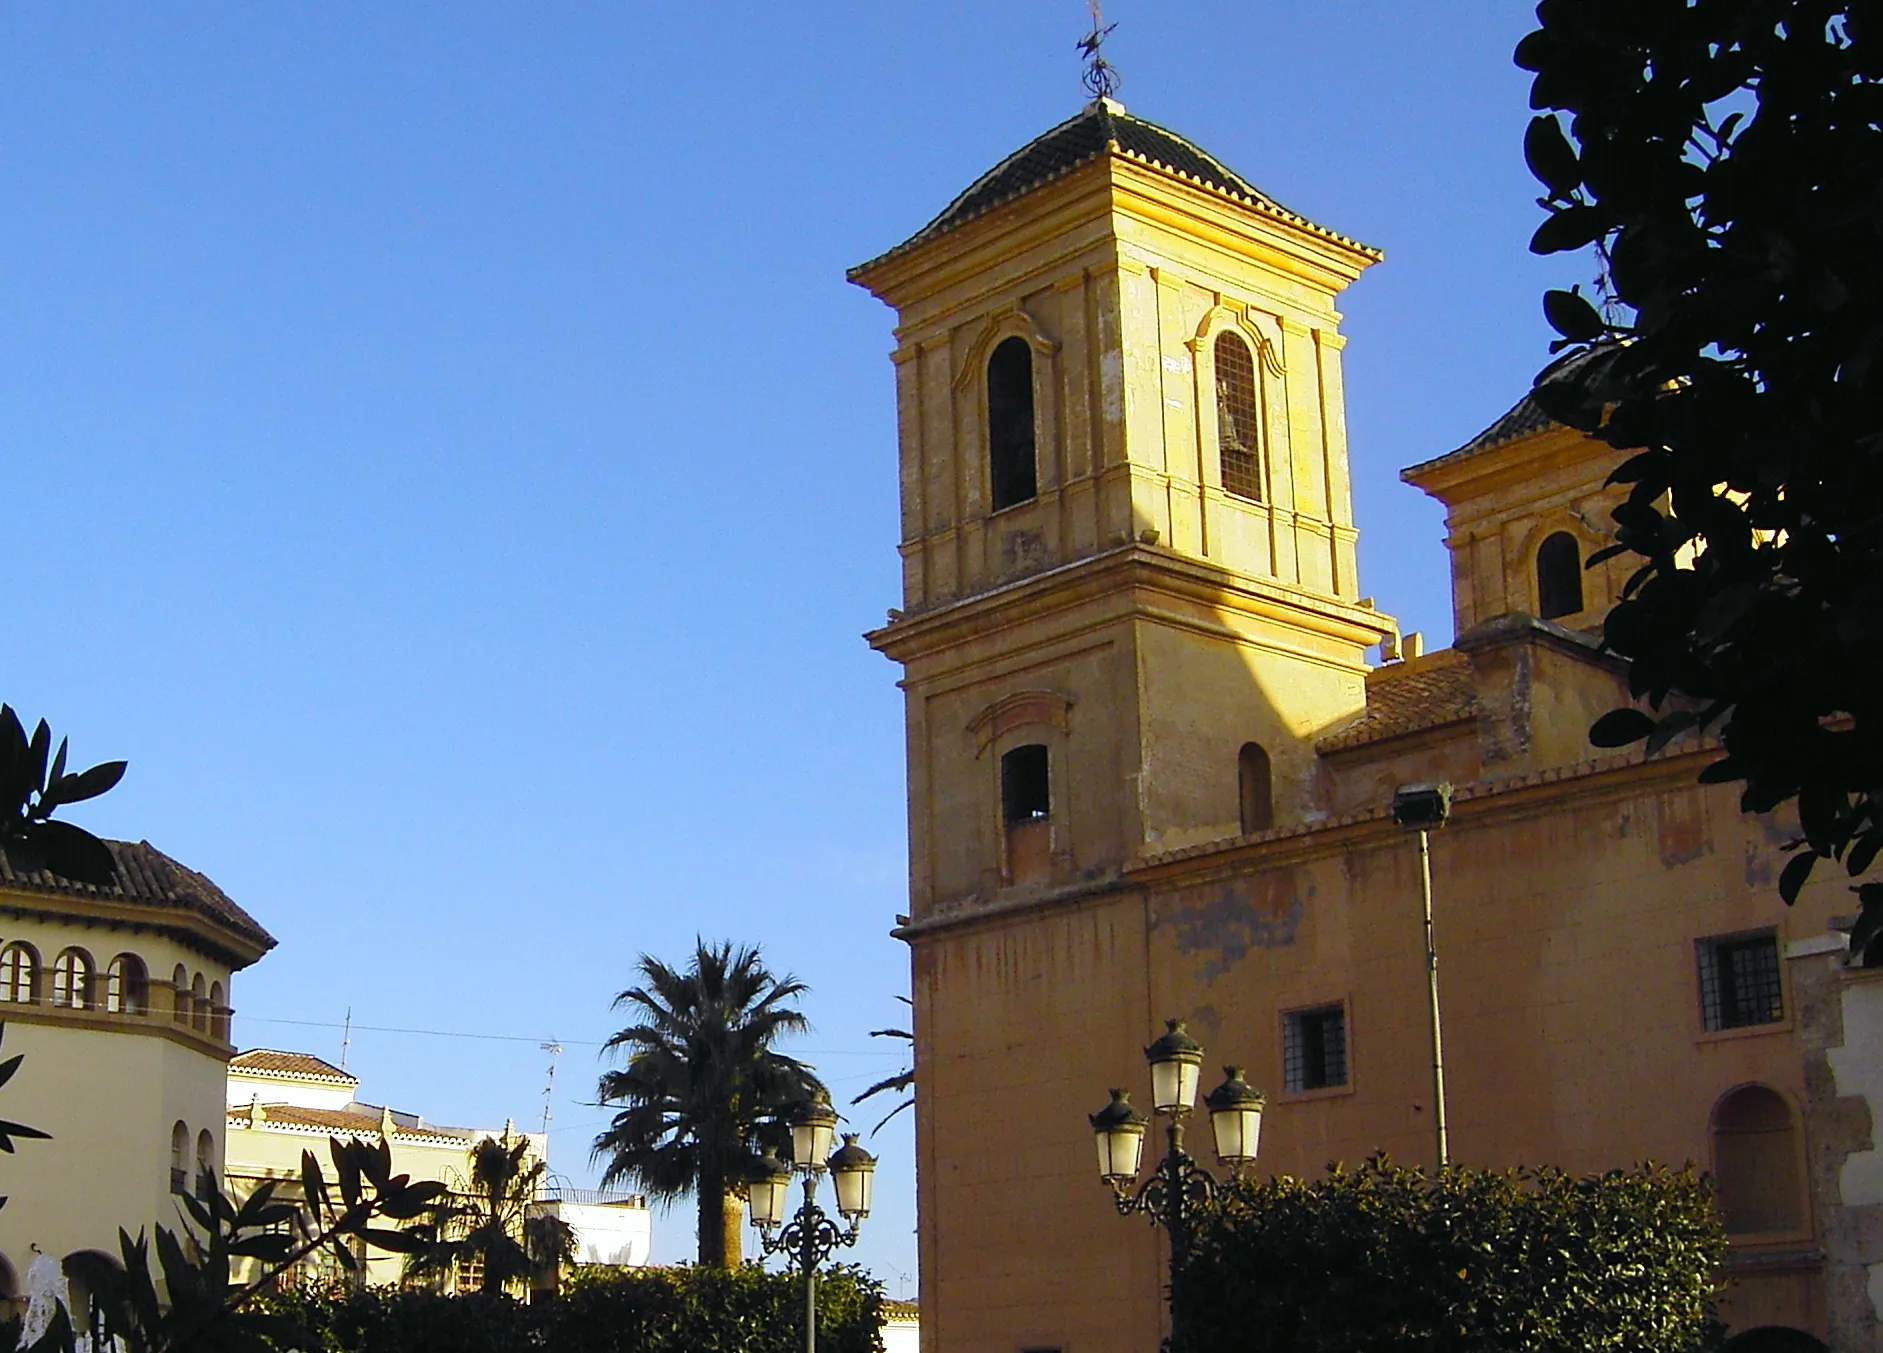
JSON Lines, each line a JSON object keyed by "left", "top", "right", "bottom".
{"left": 1283, "top": 1005, "right": 1347, "bottom": 1092}
{"left": 988, "top": 337, "right": 1037, "bottom": 511}
{"left": 1537, "top": 531, "right": 1584, "bottom": 620}
{"left": 1698, "top": 931, "right": 1784, "bottom": 1031}
{"left": 1215, "top": 332, "right": 1263, "bottom": 502}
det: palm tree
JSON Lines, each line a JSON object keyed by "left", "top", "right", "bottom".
{"left": 592, "top": 939, "right": 823, "bottom": 1267}
{"left": 853, "top": 996, "right": 914, "bottom": 1134}
{"left": 406, "top": 1135, "right": 575, "bottom": 1296}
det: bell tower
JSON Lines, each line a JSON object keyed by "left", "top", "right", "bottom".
{"left": 853, "top": 98, "right": 1394, "bottom": 921}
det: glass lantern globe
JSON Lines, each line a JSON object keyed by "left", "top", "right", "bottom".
{"left": 1204, "top": 1065, "right": 1266, "bottom": 1169}
{"left": 747, "top": 1153, "right": 792, "bottom": 1231}
{"left": 827, "top": 1133, "right": 877, "bottom": 1221}
{"left": 1144, "top": 1018, "right": 1204, "bottom": 1114}
{"left": 789, "top": 1092, "right": 840, "bottom": 1171}
{"left": 1088, "top": 1088, "right": 1148, "bottom": 1183}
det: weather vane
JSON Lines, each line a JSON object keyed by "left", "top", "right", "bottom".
{"left": 1078, "top": 0, "right": 1120, "bottom": 101}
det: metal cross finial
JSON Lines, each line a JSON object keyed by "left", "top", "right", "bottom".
{"left": 1078, "top": 1, "right": 1120, "bottom": 101}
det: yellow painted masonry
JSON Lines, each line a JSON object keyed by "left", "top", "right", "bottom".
{"left": 854, "top": 101, "right": 1836, "bottom": 1351}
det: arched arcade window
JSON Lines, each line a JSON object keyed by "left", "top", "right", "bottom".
{"left": 190, "top": 974, "right": 208, "bottom": 1033}
{"left": 208, "top": 981, "right": 228, "bottom": 1041}
{"left": 987, "top": 336, "right": 1037, "bottom": 511}
{"left": 106, "top": 954, "right": 149, "bottom": 1015}
{"left": 51, "top": 948, "right": 93, "bottom": 1010}
{"left": 1711, "top": 1084, "right": 1805, "bottom": 1235}
{"left": 172, "top": 965, "right": 190, "bottom": 1023}
{"left": 169, "top": 1120, "right": 189, "bottom": 1195}
{"left": 1537, "top": 531, "right": 1584, "bottom": 620}
{"left": 195, "top": 1129, "right": 216, "bottom": 1201}
{"left": 1214, "top": 332, "right": 1263, "bottom": 502}
{"left": 0, "top": 945, "right": 37, "bottom": 1004}
{"left": 1239, "top": 742, "right": 1274, "bottom": 835}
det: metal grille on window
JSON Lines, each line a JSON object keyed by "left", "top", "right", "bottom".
{"left": 1214, "top": 332, "right": 1263, "bottom": 502}
{"left": 1699, "top": 932, "right": 1784, "bottom": 1031}
{"left": 1282, "top": 1005, "right": 1347, "bottom": 1092}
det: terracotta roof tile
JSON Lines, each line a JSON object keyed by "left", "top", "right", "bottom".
{"left": 1316, "top": 650, "right": 1478, "bottom": 753}
{"left": 230, "top": 1049, "right": 357, "bottom": 1083}
{"left": 226, "top": 1102, "right": 466, "bottom": 1145}
{"left": 0, "top": 838, "right": 272, "bottom": 950}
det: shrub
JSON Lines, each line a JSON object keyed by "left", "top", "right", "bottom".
{"left": 254, "top": 1263, "right": 886, "bottom": 1353}
{"left": 1173, "top": 1156, "right": 1725, "bottom": 1353}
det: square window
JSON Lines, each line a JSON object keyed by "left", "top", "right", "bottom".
{"left": 1283, "top": 1005, "right": 1348, "bottom": 1092}
{"left": 1697, "top": 931, "right": 1783, "bottom": 1031}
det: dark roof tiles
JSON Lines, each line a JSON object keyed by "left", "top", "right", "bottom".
{"left": 1316, "top": 650, "right": 1479, "bottom": 753}
{"left": 0, "top": 838, "right": 272, "bottom": 949}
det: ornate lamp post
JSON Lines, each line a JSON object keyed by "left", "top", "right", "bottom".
{"left": 749, "top": 1091, "right": 877, "bottom": 1353}
{"left": 1090, "top": 1019, "right": 1266, "bottom": 1344}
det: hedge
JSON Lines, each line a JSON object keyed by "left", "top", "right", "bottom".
{"left": 253, "top": 1264, "right": 886, "bottom": 1353}
{"left": 1172, "top": 1156, "right": 1726, "bottom": 1353}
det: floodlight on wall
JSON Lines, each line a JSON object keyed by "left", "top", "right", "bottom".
{"left": 1391, "top": 782, "right": 1453, "bottom": 829}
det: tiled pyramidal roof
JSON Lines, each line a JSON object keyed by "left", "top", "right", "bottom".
{"left": 852, "top": 99, "right": 1361, "bottom": 275}
{"left": 0, "top": 838, "right": 272, "bottom": 948}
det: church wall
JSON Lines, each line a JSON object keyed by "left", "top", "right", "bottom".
{"left": 911, "top": 750, "right": 1843, "bottom": 1351}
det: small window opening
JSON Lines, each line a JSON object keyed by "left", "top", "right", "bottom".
{"left": 51, "top": 948, "right": 92, "bottom": 1010}
{"left": 0, "top": 945, "right": 37, "bottom": 1004}
{"left": 1215, "top": 332, "right": 1263, "bottom": 502}
{"left": 1001, "top": 745, "right": 1051, "bottom": 824}
{"left": 1283, "top": 1005, "right": 1348, "bottom": 1092}
{"left": 1238, "top": 742, "right": 1274, "bottom": 834}
{"left": 191, "top": 973, "right": 208, "bottom": 1032}
{"left": 988, "top": 337, "right": 1037, "bottom": 511}
{"left": 106, "top": 954, "right": 148, "bottom": 1015}
{"left": 196, "top": 1129, "right": 216, "bottom": 1202}
{"left": 172, "top": 964, "right": 191, "bottom": 1023}
{"left": 170, "top": 1120, "right": 189, "bottom": 1195}
{"left": 208, "top": 981, "right": 228, "bottom": 1041}
{"left": 1537, "top": 531, "right": 1584, "bottom": 620}
{"left": 1711, "top": 1085, "right": 1803, "bottom": 1234}
{"left": 1698, "top": 931, "right": 1784, "bottom": 1031}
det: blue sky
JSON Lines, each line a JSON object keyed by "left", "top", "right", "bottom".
{"left": 0, "top": 3, "right": 1573, "bottom": 1284}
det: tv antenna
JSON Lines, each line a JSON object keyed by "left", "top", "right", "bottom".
{"left": 540, "top": 1040, "right": 563, "bottom": 1136}
{"left": 1078, "top": 1, "right": 1121, "bottom": 101}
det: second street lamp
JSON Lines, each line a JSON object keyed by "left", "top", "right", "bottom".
{"left": 1090, "top": 1019, "right": 1266, "bottom": 1346}
{"left": 751, "top": 1092, "right": 877, "bottom": 1353}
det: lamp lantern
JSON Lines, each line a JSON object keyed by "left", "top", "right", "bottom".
{"left": 1204, "top": 1065, "right": 1266, "bottom": 1168}
{"left": 1088, "top": 1088, "right": 1148, "bottom": 1183}
{"left": 747, "top": 1153, "right": 792, "bottom": 1231}
{"left": 1144, "top": 1018, "right": 1205, "bottom": 1114}
{"left": 788, "top": 1091, "right": 840, "bottom": 1171}
{"left": 827, "top": 1133, "right": 878, "bottom": 1220}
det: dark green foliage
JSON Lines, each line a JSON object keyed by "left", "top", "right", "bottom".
{"left": 403, "top": 1136, "right": 574, "bottom": 1295}
{"left": 43, "top": 1137, "right": 444, "bottom": 1353}
{"left": 592, "top": 940, "right": 825, "bottom": 1267}
{"left": 254, "top": 1264, "right": 887, "bottom": 1353}
{"left": 0, "top": 705, "right": 123, "bottom": 886}
{"left": 1516, "top": 3, "right": 1883, "bottom": 952}
{"left": 1173, "top": 1156, "right": 1725, "bottom": 1353}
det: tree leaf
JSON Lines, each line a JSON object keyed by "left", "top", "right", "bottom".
{"left": 1524, "top": 115, "right": 1581, "bottom": 196}
{"left": 1778, "top": 851, "right": 1817, "bottom": 906}
{"left": 1530, "top": 206, "right": 1608, "bottom": 255}
{"left": 1589, "top": 709, "right": 1655, "bottom": 748}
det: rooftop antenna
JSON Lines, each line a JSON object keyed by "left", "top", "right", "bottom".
{"left": 539, "top": 1040, "right": 563, "bottom": 1137}
{"left": 339, "top": 1006, "right": 352, "bottom": 1071}
{"left": 1078, "top": 0, "right": 1121, "bottom": 102}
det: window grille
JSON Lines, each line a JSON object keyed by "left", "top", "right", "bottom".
{"left": 1214, "top": 333, "right": 1263, "bottom": 502}
{"left": 1282, "top": 1005, "right": 1348, "bottom": 1092}
{"left": 1698, "top": 932, "right": 1783, "bottom": 1031}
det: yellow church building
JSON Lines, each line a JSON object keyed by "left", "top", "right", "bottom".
{"left": 851, "top": 98, "right": 1844, "bottom": 1350}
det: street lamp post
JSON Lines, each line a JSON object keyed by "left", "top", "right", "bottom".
{"left": 749, "top": 1092, "right": 877, "bottom": 1353}
{"left": 1391, "top": 781, "right": 1453, "bottom": 1170}
{"left": 1090, "top": 1019, "right": 1266, "bottom": 1346}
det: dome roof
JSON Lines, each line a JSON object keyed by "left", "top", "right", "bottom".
{"left": 854, "top": 99, "right": 1302, "bottom": 276}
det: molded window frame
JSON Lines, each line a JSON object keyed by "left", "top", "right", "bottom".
{"left": 1536, "top": 529, "right": 1586, "bottom": 621}
{"left": 51, "top": 947, "right": 94, "bottom": 1010}
{"left": 1279, "top": 999, "right": 1354, "bottom": 1099}
{"left": 1212, "top": 330, "right": 1265, "bottom": 503}
{"left": 0, "top": 944, "right": 38, "bottom": 1005}
{"left": 1708, "top": 1082, "right": 1810, "bottom": 1241}
{"left": 986, "top": 335, "right": 1039, "bottom": 513}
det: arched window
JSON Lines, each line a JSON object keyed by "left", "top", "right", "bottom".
{"left": 0, "top": 945, "right": 37, "bottom": 1004}
{"left": 190, "top": 973, "right": 208, "bottom": 1032}
{"left": 208, "top": 981, "right": 228, "bottom": 1041}
{"left": 1000, "top": 743, "right": 1052, "bottom": 886}
{"left": 195, "top": 1129, "right": 216, "bottom": 1201}
{"left": 1215, "top": 332, "right": 1263, "bottom": 502}
{"left": 1239, "top": 742, "right": 1274, "bottom": 834}
{"left": 169, "top": 1120, "right": 189, "bottom": 1195}
{"left": 51, "top": 948, "right": 93, "bottom": 1010}
{"left": 1537, "top": 531, "right": 1584, "bottom": 620}
{"left": 172, "top": 964, "right": 191, "bottom": 1023}
{"left": 987, "top": 336, "right": 1037, "bottom": 511}
{"left": 1711, "top": 1085, "right": 1804, "bottom": 1235}
{"left": 105, "top": 954, "right": 148, "bottom": 1015}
